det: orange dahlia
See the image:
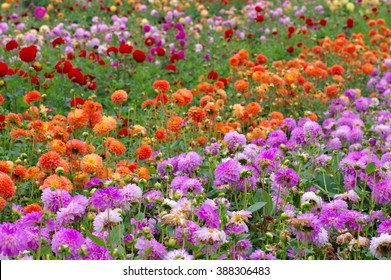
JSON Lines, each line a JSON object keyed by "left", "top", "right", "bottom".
{"left": 65, "top": 139, "right": 88, "bottom": 158}
{"left": 25, "top": 166, "right": 40, "bottom": 180}
{"left": 105, "top": 137, "right": 126, "bottom": 156}
{"left": 0, "top": 161, "right": 13, "bottom": 174}
{"left": 50, "top": 139, "right": 67, "bottom": 154}
{"left": 12, "top": 164, "right": 27, "bottom": 180}
{"left": 188, "top": 106, "right": 205, "bottom": 123}
{"left": 135, "top": 144, "right": 153, "bottom": 160}
{"left": 167, "top": 116, "right": 183, "bottom": 133}
{"left": 81, "top": 154, "right": 103, "bottom": 174}
{"left": 137, "top": 167, "right": 150, "bottom": 180}
{"left": 152, "top": 80, "right": 170, "bottom": 93}
{"left": 41, "top": 174, "right": 73, "bottom": 192}
{"left": 24, "top": 203, "right": 44, "bottom": 213}
{"left": 23, "top": 90, "right": 41, "bottom": 105}
{"left": 155, "top": 128, "right": 167, "bottom": 141}
{"left": 38, "top": 151, "right": 61, "bottom": 171}
{"left": 111, "top": 90, "right": 128, "bottom": 105}
{"left": 0, "top": 172, "right": 16, "bottom": 200}
{"left": 93, "top": 116, "right": 117, "bottom": 136}
{"left": 246, "top": 102, "right": 262, "bottom": 116}
{"left": 67, "top": 109, "right": 89, "bottom": 129}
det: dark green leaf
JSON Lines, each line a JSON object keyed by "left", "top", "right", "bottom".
{"left": 86, "top": 232, "right": 107, "bottom": 248}
{"left": 247, "top": 201, "right": 267, "bottom": 213}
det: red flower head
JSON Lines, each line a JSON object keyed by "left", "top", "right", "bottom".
{"left": 255, "top": 6, "right": 263, "bottom": 12}
{"left": 6, "top": 40, "right": 18, "bottom": 51}
{"left": 224, "top": 29, "right": 234, "bottom": 40}
{"left": 287, "top": 46, "right": 295, "bottom": 53}
{"left": 165, "top": 64, "right": 177, "bottom": 73}
{"left": 207, "top": 70, "right": 219, "bottom": 80}
{"left": 70, "top": 97, "right": 85, "bottom": 108}
{"left": 106, "top": 46, "right": 118, "bottom": 57}
{"left": 52, "top": 37, "right": 65, "bottom": 48}
{"left": 55, "top": 60, "right": 73, "bottom": 74}
{"left": 346, "top": 18, "right": 354, "bottom": 28}
{"left": 319, "top": 19, "right": 327, "bottom": 26}
{"left": 144, "top": 37, "right": 155, "bottom": 46}
{"left": 256, "top": 15, "right": 264, "bottom": 22}
{"left": 119, "top": 44, "right": 133, "bottom": 54}
{"left": 155, "top": 47, "right": 165, "bottom": 57}
{"left": 133, "top": 49, "right": 146, "bottom": 63}
{"left": 19, "top": 45, "right": 38, "bottom": 63}
{"left": 0, "top": 62, "right": 8, "bottom": 77}
{"left": 68, "top": 68, "right": 84, "bottom": 85}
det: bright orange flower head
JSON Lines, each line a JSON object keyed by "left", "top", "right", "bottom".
{"left": 135, "top": 144, "right": 153, "bottom": 160}
{"left": 13, "top": 164, "right": 27, "bottom": 180}
{"left": 38, "top": 151, "right": 61, "bottom": 171}
{"left": 80, "top": 153, "right": 103, "bottom": 174}
{"left": 0, "top": 172, "right": 16, "bottom": 200}
{"left": 23, "top": 90, "right": 41, "bottom": 105}
{"left": 155, "top": 128, "right": 167, "bottom": 141}
{"left": 24, "top": 203, "right": 44, "bottom": 214}
{"left": 152, "top": 80, "right": 170, "bottom": 93}
{"left": 50, "top": 139, "right": 67, "bottom": 155}
{"left": 93, "top": 116, "right": 117, "bottom": 136}
{"left": 167, "top": 116, "right": 183, "bottom": 132}
{"left": 111, "top": 90, "right": 128, "bottom": 105}
{"left": 234, "top": 80, "right": 249, "bottom": 93}
{"left": 41, "top": 174, "right": 73, "bottom": 192}
{"left": 246, "top": 102, "right": 262, "bottom": 116}
{"left": 105, "top": 137, "right": 126, "bottom": 156}
{"left": 65, "top": 139, "right": 88, "bottom": 158}
{"left": 67, "top": 109, "right": 89, "bottom": 129}
{"left": 26, "top": 166, "right": 40, "bottom": 180}
{"left": 0, "top": 161, "right": 13, "bottom": 174}
{"left": 138, "top": 167, "right": 150, "bottom": 180}
{"left": 188, "top": 106, "right": 205, "bottom": 123}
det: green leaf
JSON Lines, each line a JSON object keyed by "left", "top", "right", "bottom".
{"left": 365, "top": 162, "right": 376, "bottom": 175}
{"left": 185, "top": 241, "right": 199, "bottom": 251}
{"left": 86, "top": 232, "right": 107, "bottom": 248}
{"left": 253, "top": 189, "right": 263, "bottom": 203}
{"left": 261, "top": 191, "right": 274, "bottom": 216}
{"left": 247, "top": 201, "right": 267, "bottom": 213}
{"left": 108, "top": 224, "right": 124, "bottom": 247}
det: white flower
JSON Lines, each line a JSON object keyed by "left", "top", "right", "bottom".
{"left": 164, "top": 249, "right": 193, "bottom": 260}
{"left": 301, "top": 191, "right": 323, "bottom": 209}
{"left": 195, "top": 227, "right": 226, "bottom": 243}
{"left": 370, "top": 233, "right": 391, "bottom": 259}
{"left": 314, "top": 228, "right": 328, "bottom": 248}
{"left": 93, "top": 208, "right": 123, "bottom": 232}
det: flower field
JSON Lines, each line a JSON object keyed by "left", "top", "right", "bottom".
{"left": 0, "top": 0, "right": 391, "bottom": 260}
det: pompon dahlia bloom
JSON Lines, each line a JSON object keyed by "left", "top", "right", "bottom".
{"left": 93, "top": 208, "right": 123, "bottom": 232}
{"left": 378, "top": 219, "right": 391, "bottom": 235}
{"left": 80, "top": 154, "right": 103, "bottom": 174}
{"left": 38, "top": 151, "right": 61, "bottom": 171}
{"left": 372, "top": 179, "right": 391, "bottom": 204}
{"left": 65, "top": 139, "right": 88, "bottom": 158}
{"left": 23, "top": 90, "right": 41, "bottom": 104}
{"left": 85, "top": 232, "right": 111, "bottom": 260}
{"left": 274, "top": 168, "right": 300, "bottom": 188}
{"left": 288, "top": 213, "right": 323, "bottom": 243}
{"left": 41, "top": 174, "right": 73, "bottom": 192}
{"left": 0, "top": 223, "right": 28, "bottom": 257}
{"left": 90, "top": 187, "right": 123, "bottom": 211}
{"left": 19, "top": 45, "right": 37, "bottom": 63}
{"left": 105, "top": 137, "right": 126, "bottom": 156}
{"left": 51, "top": 228, "right": 85, "bottom": 258}
{"left": 67, "top": 109, "right": 89, "bottom": 129}
{"left": 119, "top": 183, "right": 142, "bottom": 210}
{"left": 56, "top": 195, "right": 88, "bottom": 226}
{"left": 167, "top": 116, "right": 183, "bottom": 132}
{"left": 135, "top": 237, "right": 167, "bottom": 260}
{"left": 135, "top": 144, "right": 152, "bottom": 160}
{"left": 0, "top": 172, "right": 16, "bottom": 200}
{"left": 224, "top": 131, "right": 247, "bottom": 150}
{"left": 111, "top": 90, "right": 128, "bottom": 105}
{"left": 370, "top": 234, "right": 391, "bottom": 259}
{"left": 153, "top": 80, "right": 170, "bottom": 93}
{"left": 214, "top": 159, "right": 241, "bottom": 187}
{"left": 177, "top": 152, "right": 203, "bottom": 174}
{"left": 42, "top": 188, "right": 72, "bottom": 213}
{"left": 93, "top": 116, "right": 117, "bottom": 136}
{"left": 164, "top": 249, "right": 193, "bottom": 260}
{"left": 266, "top": 130, "right": 288, "bottom": 148}
{"left": 198, "top": 203, "right": 220, "bottom": 228}
{"left": 143, "top": 190, "right": 164, "bottom": 209}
